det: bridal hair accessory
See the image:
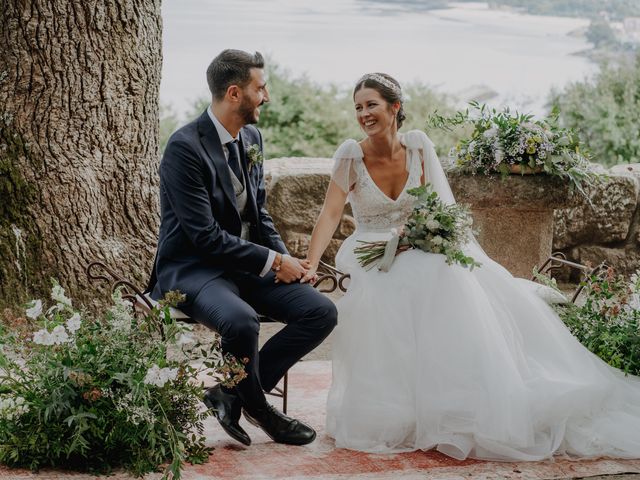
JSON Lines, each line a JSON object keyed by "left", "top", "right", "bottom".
{"left": 360, "top": 73, "right": 402, "bottom": 98}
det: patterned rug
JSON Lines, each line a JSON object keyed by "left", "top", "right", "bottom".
{"left": 2, "top": 360, "right": 640, "bottom": 479}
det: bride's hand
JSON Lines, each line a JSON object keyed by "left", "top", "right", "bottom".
{"left": 300, "top": 260, "right": 318, "bottom": 284}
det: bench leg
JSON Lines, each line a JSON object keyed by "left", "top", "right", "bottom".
{"left": 282, "top": 372, "right": 288, "bottom": 414}
{"left": 268, "top": 371, "right": 288, "bottom": 414}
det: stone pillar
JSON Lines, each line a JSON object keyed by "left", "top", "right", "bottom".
{"left": 449, "top": 173, "right": 577, "bottom": 278}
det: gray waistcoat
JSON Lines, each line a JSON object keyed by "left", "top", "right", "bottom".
{"left": 229, "top": 167, "right": 251, "bottom": 240}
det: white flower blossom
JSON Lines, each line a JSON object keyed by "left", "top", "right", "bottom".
{"left": 483, "top": 127, "right": 498, "bottom": 139}
{"left": 112, "top": 392, "right": 156, "bottom": 425}
{"left": 51, "top": 284, "right": 72, "bottom": 308}
{"left": 431, "top": 235, "right": 444, "bottom": 246}
{"left": 0, "top": 395, "right": 30, "bottom": 421}
{"left": 50, "top": 325, "right": 70, "bottom": 344}
{"left": 33, "top": 325, "right": 70, "bottom": 345}
{"left": 26, "top": 299, "right": 42, "bottom": 319}
{"left": 66, "top": 313, "right": 82, "bottom": 334}
{"left": 109, "top": 290, "right": 134, "bottom": 332}
{"left": 426, "top": 219, "right": 440, "bottom": 231}
{"left": 494, "top": 147, "right": 504, "bottom": 164}
{"left": 33, "top": 329, "right": 54, "bottom": 346}
{"left": 144, "top": 364, "right": 179, "bottom": 388}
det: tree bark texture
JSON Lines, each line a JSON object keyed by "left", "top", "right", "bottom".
{"left": 0, "top": 0, "right": 161, "bottom": 308}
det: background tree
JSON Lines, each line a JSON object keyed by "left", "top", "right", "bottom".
{"left": 551, "top": 53, "right": 640, "bottom": 167}
{"left": 173, "top": 63, "right": 463, "bottom": 160}
{"left": 0, "top": 0, "right": 162, "bottom": 307}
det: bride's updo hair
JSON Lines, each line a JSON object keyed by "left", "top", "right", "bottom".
{"left": 353, "top": 73, "right": 406, "bottom": 129}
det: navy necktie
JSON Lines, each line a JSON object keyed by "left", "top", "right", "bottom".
{"left": 226, "top": 140, "right": 243, "bottom": 181}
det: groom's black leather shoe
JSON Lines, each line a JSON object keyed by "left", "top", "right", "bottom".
{"left": 203, "top": 385, "right": 251, "bottom": 446}
{"left": 243, "top": 404, "right": 316, "bottom": 446}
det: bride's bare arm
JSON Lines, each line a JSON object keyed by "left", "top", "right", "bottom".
{"left": 300, "top": 180, "right": 348, "bottom": 283}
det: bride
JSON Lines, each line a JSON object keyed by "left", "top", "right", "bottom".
{"left": 300, "top": 72, "right": 640, "bottom": 461}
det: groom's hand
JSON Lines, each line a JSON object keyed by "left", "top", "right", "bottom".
{"left": 274, "top": 255, "right": 308, "bottom": 284}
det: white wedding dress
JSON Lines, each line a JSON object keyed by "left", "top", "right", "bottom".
{"left": 325, "top": 130, "right": 640, "bottom": 461}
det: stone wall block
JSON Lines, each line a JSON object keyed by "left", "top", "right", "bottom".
{"left": 573, "top": 245, "right": 640, "bottom": 277}
{"left": 265, "top": 157, "right": 346, "bottom": 262}
{"left": 553, "top": 173, "right": 639, "bottom": 250}
{"left": 337, "top": 215, "right": 356, "bottom": 239}
{"left": 283, "top": 231, "right": 342, "bottom": 263}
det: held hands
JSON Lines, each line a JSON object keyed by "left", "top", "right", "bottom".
{"left": 300, "top": 260, "right": 318, "bottom": 284}
{"left": 273, "top": 254, "right": 309, "bottom": 284}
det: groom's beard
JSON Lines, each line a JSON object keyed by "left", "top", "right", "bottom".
{"left": 239, "top": 97, "right": 262, "bottom": 125}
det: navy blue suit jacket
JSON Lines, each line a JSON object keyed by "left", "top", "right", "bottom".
{"left": 149, "top": 111, "right": 288, "bottom": 304}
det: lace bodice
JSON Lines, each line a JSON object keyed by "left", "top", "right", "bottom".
{"left": 331, "top": 131, "right": 428, "bottom": 233}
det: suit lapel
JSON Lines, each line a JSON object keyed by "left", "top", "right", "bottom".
{"left": 197, "top": 112, "right": 238, "bottom": 209}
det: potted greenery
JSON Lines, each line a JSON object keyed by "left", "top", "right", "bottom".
{"left": 428, "top": 101, "right": 601, "bottom": 198}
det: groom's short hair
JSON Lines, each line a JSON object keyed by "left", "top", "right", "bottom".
{"left": 207, "top": 49, "right": 265, "bottom": 101}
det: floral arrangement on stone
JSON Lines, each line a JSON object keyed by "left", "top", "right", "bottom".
{"left": 355, "top": 184, "right": 481, "bottom": 271}
{"left": 542, "top": 266, "right": 640, "bottom": 376}
{"left": 0, "top": 283, "right": 246, "bottom": 479}
{"left": 428, "top": 101, "right": 601, "bottom": 197}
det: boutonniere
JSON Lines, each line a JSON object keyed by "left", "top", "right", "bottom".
{"left": 246, "top": 144, "right": 264, "bottom": 172}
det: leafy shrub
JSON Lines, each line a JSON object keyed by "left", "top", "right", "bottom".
{"left": 555, "top": 267, "right": 640, "bottom": 375}
{"left": 163, "top": 62, "right": 462, "bottom": 159}
{"left": 0, "top": 285, "right": 245, "bottom": 478}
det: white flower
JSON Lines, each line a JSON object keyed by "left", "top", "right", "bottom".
{"left": 144, "top": 364, "right": 179, "bottom": 388}
{"left": 66, "top": 313, "right": 82, "bottom": 334}
{"left": 26, "top": 299, "right": 42, "bottom": 319}
{"left": 50, "top": 325, "right": 70, "bottom": 344}
{"left": 112, "top": 391, "right": 156, "bottom": 425}
{"left": 426, "top": 219, "right": 440, "bottom": 230}
{"left": 33, "top": 329, "right": 53, "bottom": 345}
{"left": 51, "top": 284, "right": 72, "bottom": 308}
{"left": 431, "top": 235, "right": 444, "bottom": 246}
{"left": 109, "top": 290, "right": 133, "bottom": 332}
{"left": 0, "top": 395, "right": 30, "bottom": 421}
{"left": 176, "top": 332, "right": 196, "bottom": 346}
{"left": 629, "top": 294, "right": 640, "bottom": 311}
{"left": 483, "top": 127, "right": 498, "bottom": 139}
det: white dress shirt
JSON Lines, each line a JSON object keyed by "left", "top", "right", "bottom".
{"left": 207, "top": 106, "right": 277, "bottom": 277}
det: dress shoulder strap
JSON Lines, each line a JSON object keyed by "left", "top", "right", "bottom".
{"left": 331, "top": 139, "right": 363, "bottom": 194}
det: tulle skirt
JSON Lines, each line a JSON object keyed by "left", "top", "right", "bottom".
{"left": 326, "top": 229, "right": 640, "bottom": 461}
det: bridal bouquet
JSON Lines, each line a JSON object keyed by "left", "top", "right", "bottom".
{"left": 354, "top": 184, "right": 481, "bottom": 271}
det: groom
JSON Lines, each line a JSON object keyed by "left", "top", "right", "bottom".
{"left": 148, "top": 49, "right": 337, "bottom": 446}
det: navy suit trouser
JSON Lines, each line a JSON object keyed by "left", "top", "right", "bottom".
{"left": 181, "top": 270, "right": 337, "bottom": 413}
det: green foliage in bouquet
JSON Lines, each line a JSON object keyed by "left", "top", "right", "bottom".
{"left": 354, "top": 184, "right": 480, "bottom": 270}
{"left": 428, "top": 101, "right": 601, "bottom": 198}
{"left": 0, "top": 284, "right": 246, "bottom": 478}
{"left": 554, "top": 267, "right": 640, "bottom": 376}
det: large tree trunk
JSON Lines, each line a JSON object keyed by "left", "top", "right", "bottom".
{"left": 0, "top": 0, "right": 161, "bottom": 308}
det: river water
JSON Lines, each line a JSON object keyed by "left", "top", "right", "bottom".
{"left": 161, "top": 0, "right": 596, "bottom": 116}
